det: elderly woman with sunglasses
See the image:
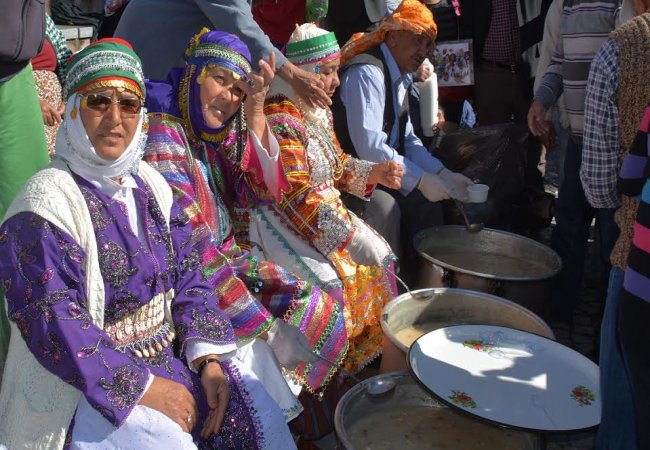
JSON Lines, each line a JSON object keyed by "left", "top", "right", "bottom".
{"left": 0, "top": 38, "right": 295, "bottom": 450}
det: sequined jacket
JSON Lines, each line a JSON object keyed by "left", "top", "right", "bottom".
{"left": 0, "top": 162, "right": 264, "bottom": 449}
{"left": 221, "top": 94, "right": 375, "bottom": 258}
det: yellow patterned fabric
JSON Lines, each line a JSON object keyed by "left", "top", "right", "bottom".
{"left": 256, "top": 95, "right": 397, "bottom": 372}
{"left": 341, "top": 0, "right": 437, "bottom": 65}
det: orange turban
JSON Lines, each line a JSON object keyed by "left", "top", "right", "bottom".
{"left": 341, "top": 0, "right": 438, "bottom": 65}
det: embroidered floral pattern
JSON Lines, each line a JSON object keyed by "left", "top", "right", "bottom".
{"left": 29, "top": 215, "right": 54, "bottom": 233}
{"left": 105, "top": 292, "right": 142, "bottom": 323}
{"left": 81, "top": 188, "right": 113, "bottom": 231}
{"left": 463, "top": 339, "right": 496, "bottom": 353}
{"left": 38, "top": 331, "right": 64, "bottom": 365}
{"left": 141, "top": 349, "right": 175, "bottom": 375}
{"left": 199, "top": 361, "right": 265, "bottom": 449}
{"left": 173, "top": 210, "right": 191, "bottom": 227}
{"left": 449, "top": 390, "right": 477, "bottom": 408}
{"left": 99, "top": 365, "right": 145, "bottom": 411}
{"left": 98, "top": 240, "right": 138, "bottom": 288}
{"left": 10, "top": 311, "right": 30, "bottom": 338}
{"left": 570, "top": 385, "right": 596, "bottom": 406}
{"left": 176, "top": 307, "right": 233, "bottom": 346}
{"left": 147, "top": 192, "right": 167, "bottom": 225}
{"left": 180, "top": 249, "right": 201, "bottom": 273}
{"left": 61, "top": 238, "right": 84, "bottom": 265}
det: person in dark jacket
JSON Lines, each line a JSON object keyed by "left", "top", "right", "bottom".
{"left": 459, "top": 0, "right": 551, "bottom": 126}
{"left": 0, "top": 0, "right": 51, "bottom": 364}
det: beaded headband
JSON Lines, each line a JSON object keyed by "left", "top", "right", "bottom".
{"left": 184, "top": 28, "right": 252, "bottom": 80}
{"left": 285, "top": 31, "right": 340, "bottom": 66}
{"left": 64, "top": 38, "right": 145, "bottom": 99}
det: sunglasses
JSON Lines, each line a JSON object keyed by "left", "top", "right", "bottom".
{"left": 81, "top": 93, "right": 143, "bottom": 116}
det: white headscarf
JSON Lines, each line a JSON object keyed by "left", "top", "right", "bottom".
{"left": 269, "top": 24, "right": 337, "bottom": 124}
{"left": 53, "top": 93, "right": 148, "bottom": 183}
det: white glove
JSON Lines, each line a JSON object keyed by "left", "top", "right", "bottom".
{"left": 418, "top": 172, "right": 452, "bottom": 202}
{"left": 345, "top": 230, "right": 383, "bottom": 266}
{"left": 439, "top": 168, "right": 473, "bottom": 202}
{"left": 266, "top": 320, "right": 318, "bottom": 370}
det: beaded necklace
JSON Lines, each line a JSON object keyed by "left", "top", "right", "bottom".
{"left": 302, "top": 110, "right": 344, "bottom": 181}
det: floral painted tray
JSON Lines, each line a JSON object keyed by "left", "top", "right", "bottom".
{"left": 408, "top": 325, "right": 600, "bottom": 432}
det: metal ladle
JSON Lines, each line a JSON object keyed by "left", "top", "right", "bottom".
{"left": 385, "top": 267, "right": 433, "bottom": 301}
{"left": 311, "top": 353, "right": 397, "bottom": 396}
{"left": 453, "top": 198, "right": 484, "bottom": 233}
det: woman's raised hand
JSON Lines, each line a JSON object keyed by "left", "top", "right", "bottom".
{"left": 139, "top": 375, "right": 198, "bottom": 433}
{"left": 237, "top": 52, "right": 276, "bottom": 142}
{"left": 198, "top": 360, "right": 230, "bottom": 440}
{"left": 368, "top": 160, "right": 404, "bottom": 190}
{"left": 237, "top": 52, "right": 275, "bottom": 118}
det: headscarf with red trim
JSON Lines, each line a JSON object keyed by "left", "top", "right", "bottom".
{"left": 55, "top": 38, "right": 148, "bottom": 180}
{"left": 63, "top": 37, "right": 145, "bottom": 99}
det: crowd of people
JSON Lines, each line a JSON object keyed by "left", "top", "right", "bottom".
{"left": 0, "top": 0, "right": 649, "bottom": 448}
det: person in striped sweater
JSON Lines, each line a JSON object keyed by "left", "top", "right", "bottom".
{"left": 528, "top": 0, "right": 620, "bottom": 322}
{"left": 618, "top": 103, "right": 650, "bottom": 449}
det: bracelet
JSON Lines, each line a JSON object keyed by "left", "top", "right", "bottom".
{"left": 197, "top": 358, "right": 221, "bottom": 377}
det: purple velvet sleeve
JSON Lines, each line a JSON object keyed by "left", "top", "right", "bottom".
{"left": 167, "top": 202, "right": 237, "bottom": 359}
{"left": 0, "top": 212, "right": 150, "bottom": 427}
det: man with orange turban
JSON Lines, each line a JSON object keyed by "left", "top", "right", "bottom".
{"left": 333, "top": 0, "right": 474, "bottom": 283}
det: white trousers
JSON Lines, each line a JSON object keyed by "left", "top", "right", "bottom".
{"left": 70, "top": 343, "right": 297, "bottom": 450}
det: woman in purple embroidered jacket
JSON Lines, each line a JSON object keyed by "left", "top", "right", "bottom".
{"left": 0, "top": 38, "right": 292, "bottom": 449}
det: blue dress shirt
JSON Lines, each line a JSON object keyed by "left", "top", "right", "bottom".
{"left": 339, "top": 43, "right": 444, "bottom": 195}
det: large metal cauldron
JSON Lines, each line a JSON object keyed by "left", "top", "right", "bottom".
{"left": 414, "top": 226, "right": 561, "bottom": 318}
{"left": 382, "top": 288, "right": 554, "bottom": 356}
{"left": 334, "top": 372, "right": 541, "bottom": 450}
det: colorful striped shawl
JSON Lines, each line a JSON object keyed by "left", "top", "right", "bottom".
{"left": 144, "top": 113, "right": 348, "bottom": 392}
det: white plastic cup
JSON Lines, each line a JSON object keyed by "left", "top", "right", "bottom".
{"left": 467, "top": 184, "right": 489, "bottom": 203}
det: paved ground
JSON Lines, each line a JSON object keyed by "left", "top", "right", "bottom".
{"left": 524, "top": 150, "right": 600, "bottom": 450}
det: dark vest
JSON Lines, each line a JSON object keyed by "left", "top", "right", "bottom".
{"left": 332, "top": 45, "right": 408, "bottom": 159}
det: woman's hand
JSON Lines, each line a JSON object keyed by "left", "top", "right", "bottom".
{"left": 368, "top": 160, "right": 404, "bottom": 190}
{"left": 139, "top": 375, "right": 198, "bottom": 433}
{"left": 195, "top": 357, "right": 230, "bottom": 440}
{"left": 278, "top": 61, "right": 330, "bottom": 109}
{"left": 39, "top": 99, "right": 64, "bottom": 127}
{"left": 237, "top": 52, "right": 276, "bottom": 146}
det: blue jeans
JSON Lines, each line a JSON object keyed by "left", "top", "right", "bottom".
{"left": 597, "top": 267, "right": 637, "bottom": 449}
{"left": 550, "top": 138, "right": 619, "bottom": 319}
{"left": 550, "top": 112, "right": 569, "bottom": 189}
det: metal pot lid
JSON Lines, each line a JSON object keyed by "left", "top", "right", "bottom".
{"left": 408, "top": 325, "right": 600, "bottom": 433}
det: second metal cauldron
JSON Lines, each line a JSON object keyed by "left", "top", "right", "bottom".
{"left": 414, "top": 226, "right": 562, "bottom": 319}
{"left": 382, "top": 287, "right": 554, "bottom": 355}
